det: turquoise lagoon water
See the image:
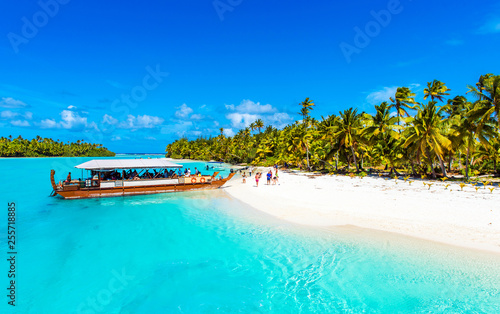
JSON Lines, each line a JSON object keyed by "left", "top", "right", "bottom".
{"left": 0, "top": 156, "right": 499, "bottom": 313}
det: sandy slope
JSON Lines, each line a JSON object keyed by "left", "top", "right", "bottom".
{"left": 224, "top": 169, "right": 500, "bottom": 253}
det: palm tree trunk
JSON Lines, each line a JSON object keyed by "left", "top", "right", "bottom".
{"left": 458, "top": 151, "right": 462, "bottom": 170}
{"left": 410, "top": 162, "right": 417, "bottom": 176}
{"left": 465, "top": 146, "right": 470, "bottom": 180}
{"left": 437, "top": 154, "right": 447, "bottom": 177}
{"left": 306, "top": 144, "right": 310, "bottom": 171}
{"left": 448, "top": 153, "right": 452, "bottom": 172}
{"left": 426, "top": 148, "right": 436, "bottom": 179}
{"left": 335, "top": 151, "right": 339, "bottom": 171}
{"left": 345, "top": 151, "right": 351, "bottom": 169}
{"left": 350, "top": 145, "right": 359, "bottom": 172}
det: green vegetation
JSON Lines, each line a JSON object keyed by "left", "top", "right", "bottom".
{"left": 166, "top": 74, "right": 500, "bottom": 180}
{"left": 0, "top": 136, "right": 115, "bottom": 157}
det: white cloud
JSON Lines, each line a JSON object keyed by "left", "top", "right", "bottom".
{"left": 120, "top": 114, "right": 164, "bottom": 129}
{"left": 190, "top": 114, "right": 204, "bottom": 120}
{"left": 10, "top": 120, "right": 30, "bottom": 127}
{"left": 175, "top": 103, "right": 193, "bottom": 119}
{"left": 40, "top": 119, "right": 57, "bottom": 128}
{"left": 267, "top": 112, "right": 293, "bottom": 128}
{"left": 223, "top": 128, "right": 235, "bottom": 137}
{"left": 478, "top": 18, "right": 500, "bottom": 34}
{"left": 366, "top": 85, "right": 421, "bottom": 106}
{"left": 366, "top": 86, "right": 398, "bottom": 105}
{"left": 87, "top": 121, "right": 99, "bottom": 131}
{"left": 102, "top": 114, "right": 118, "bottom": 125}
{"left": 1, "top": 110, "right": 19, "bottom": 119}
{"left": 228, "top": 99, "right": 275, "bottom": 114}
{"left": 226, "top": 112, "right": 259, "bottom": 129}
{"left": 224, "top": 99, "right": 292, "bottom": 130}
{"left": 111, "top": 136, "right": 122, "bottom": 141}
{"left": 1, "top": 110, "right": 33, "bottom": 120}
{"left": 59, "top": 110, "right": 88, "bottom": 129}
{"left": 67, "top": 105, "right": 77, "bottom": 109}
{"left": 0, "top": 97, "right": 28, "bottom": 108}
{"left": 37, "top": 110, "right": 95, "bottom": 130}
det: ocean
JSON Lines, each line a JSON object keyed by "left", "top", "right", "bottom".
{"left": 0, "top": 155, "right": 499, "bottom": 313}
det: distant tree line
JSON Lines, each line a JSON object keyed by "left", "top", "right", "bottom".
{"left": 166, "top": 74, "right": 500, "bottom": 180}
{"left": 0, "top": 135, "right": 115, "bottom": 157}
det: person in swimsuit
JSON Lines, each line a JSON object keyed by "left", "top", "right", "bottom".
{"left": 255, "top": 172, "right": 260, "bottom": 187}
{"left": 65, "top": 172, "right": 71, "bottom": 184}
{"left": 242, "top": 172, "right": 246, "bottom": 183}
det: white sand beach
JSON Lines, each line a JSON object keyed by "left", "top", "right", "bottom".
{"left": 224, "top": 170, "right": 500, "bottom": 254}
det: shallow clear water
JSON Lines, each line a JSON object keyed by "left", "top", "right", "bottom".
{"left": 0, "top": 156, "right": 499, "bottom": 313}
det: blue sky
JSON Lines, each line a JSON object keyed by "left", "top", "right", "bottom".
{"left": 1, "top": 0, "right": 499, "bottom": 153}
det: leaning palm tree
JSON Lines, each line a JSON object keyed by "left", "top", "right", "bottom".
{"left": 450, "top": 101, "right": 496, "bottom": 180}
{"left": 389, "top": 87, "right": 417, "bottom": 129}
{"left": 249, "top": 122, "right": 256, "bottom": 133}
{"left": 334, "top": 108, "right": 362, "bottom": 172}
{"left": 424, "top": 80, "right": 451, "bottom": 102}
{"left": 467, "top": 74, "right": 500, "bottom": 131}
{"left": 361, "top": 102, "right": 401, "bottom": 140}
{"left": 404, "top": 101, "right": 451, "bottom": 178}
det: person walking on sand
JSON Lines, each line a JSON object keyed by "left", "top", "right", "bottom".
{"left": 255, "top": 172, "right": 260, "bottom": 187}
{"left": 242, "top": 172, "right": 246, "bottom": 183}
{"left": 266, "top": 170, "right": 272, "bottom": 185}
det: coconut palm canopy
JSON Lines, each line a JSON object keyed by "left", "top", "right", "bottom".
{"left": 166, "top": 75, "right": 500, "bottom": 179}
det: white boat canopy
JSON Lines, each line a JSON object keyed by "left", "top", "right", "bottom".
{"left": 75, "top": 158, "right": 183, "bottom": 170}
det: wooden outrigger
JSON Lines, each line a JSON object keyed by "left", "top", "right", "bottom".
{"left": 50, "top": 158, "right": 235, "bottom": 199}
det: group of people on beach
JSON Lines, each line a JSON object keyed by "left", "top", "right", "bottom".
{"left": 241, "top": 164, "right": 280, "bottom": 187}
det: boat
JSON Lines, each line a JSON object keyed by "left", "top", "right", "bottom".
{"left": 50, "top": 158, "right": 235, "bottom": 199}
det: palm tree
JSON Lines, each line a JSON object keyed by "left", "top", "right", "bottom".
{"left": 404, "top": 101, "right": 451, "bottom": 178}
{"left": 361, "top": 102, "right": 401, "bottom": 140}
{"left": 334, "top": 108, "right": 362, "bottom": 172}
{"left": 254, "top": 119, "right": 264, "bottom": 133}
{"left": 424, "top": 80, "right": 451, "bottom": 102}
{"left": 450, "top": 100, "right": 496, "bottom": 180}
{"left": 467, "top": 74, "right": 500, "bottom": 130}
{"left": 361, "top": 102, "right": 402, "bottom": 174}
{"left": 299, "top": 98, "right": 315, "bottom": 124}
{"left": 389, "top": 87, "right": 417, "bottom": 129}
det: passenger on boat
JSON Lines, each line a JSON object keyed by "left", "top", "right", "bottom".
{"left": 195, "top": 167, "right": 200, "bottom": 175}
{"left": 65, "top": 172, "right": 71, "bottom": 184}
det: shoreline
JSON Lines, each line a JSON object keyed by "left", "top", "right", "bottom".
{"left": 223, "top": 169, "right": 500, "bottom": 254}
